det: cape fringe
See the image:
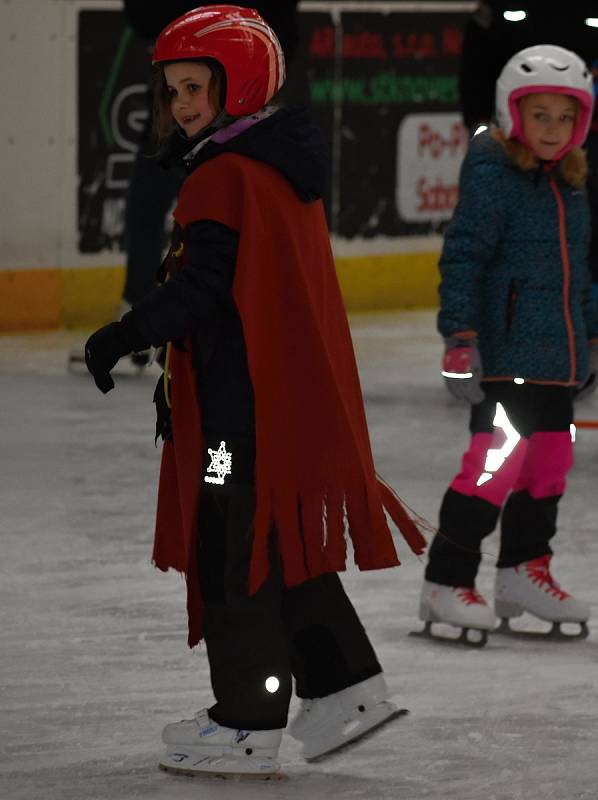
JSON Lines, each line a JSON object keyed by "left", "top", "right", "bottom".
{"left": 376, "top": 475, "right": 429, "bottom": 555}
{"left": 249, "top": 479, "right": 427, "bottom": 595}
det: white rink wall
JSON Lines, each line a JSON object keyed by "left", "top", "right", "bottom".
{"left": 2, "top": 0, "right": 79, "bottom": 270}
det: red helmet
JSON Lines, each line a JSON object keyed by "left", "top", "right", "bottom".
{"left": 152, "top": 5, "right": 286, "bottom": 117}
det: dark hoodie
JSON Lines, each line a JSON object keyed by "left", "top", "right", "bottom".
{"left": 120, "top": 107, "right": 329, "bottom": 438}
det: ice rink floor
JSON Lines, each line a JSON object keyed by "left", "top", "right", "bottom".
{"left": 1, "top": 310, "right": 597, "bottom": 800}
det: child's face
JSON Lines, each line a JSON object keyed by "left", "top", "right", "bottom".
{"left": 164, "top": 61, "right": 217, "bottom": 138}
{"left": 519, "top": 92, "right": 577, "bottom": 160}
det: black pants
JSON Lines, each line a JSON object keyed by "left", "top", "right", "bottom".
{"left": 426, "top": 383, "right": 574, "bottom": 587}
{"left": 122, "top": 148, "right": 183, "bottom": 305}
{"left": 197, "top": 437, "right": 381, "bottom": 731}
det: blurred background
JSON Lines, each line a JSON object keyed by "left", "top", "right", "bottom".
{"left": 1, "top": 0, "right": 597, "bottom": 332}
{"left": 0, "top": 0, "right": 475, "bottom": 331}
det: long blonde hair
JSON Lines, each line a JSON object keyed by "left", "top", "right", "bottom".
{"left": 490, "top": 128, "right": 588, "bottom": 187}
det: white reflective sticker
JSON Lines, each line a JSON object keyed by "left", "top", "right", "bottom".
{"left": 503, "top": 10, "right": 526, "bottom": 22}
{"left": 205, "top": 441, "right": 233, "bottom": 485}
{"left": 476, "top": 402, "right": 521, "bottom": 485}
{"left": 441, "top": 371, "right": 473, "bottom": 379}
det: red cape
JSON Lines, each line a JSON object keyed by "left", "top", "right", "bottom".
{"left": 153, "top": 153, "right": 426, "bottom": 646}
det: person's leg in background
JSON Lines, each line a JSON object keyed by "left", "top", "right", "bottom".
{"left": 495, "top": 387, "right": 589, "bottom": 629}
{"left": 118, "top": 124, "right": 184, "bottom": 367}
{"left": 425, "top": 383, "right": 534, "bottom": 583}
{"left": 498, "top": 386, "right": 574, "bottom": 567}
{"left": 421, "top": 383, "right": 534, "bottom": 633}
{"left": 122, "top": 141, "right": 184, "bottom": 308}
{"left": 68, "top": 115, "right": 183, "bottom": 370}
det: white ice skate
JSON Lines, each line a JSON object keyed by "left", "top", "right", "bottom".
{"left": 411, "top": 580, "right": 497, "bottom": 647}
{"left": 288, "top": 673, "right": 408, "bottom": 762}
{"left": 494, "top": 555, "right": 590, "bottom": 640}
{"left": 159, "top": 708, "right": 283, "bottom": 779}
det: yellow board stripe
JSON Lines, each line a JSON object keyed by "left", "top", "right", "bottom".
{"left": 60, "top": 266, "right": 125, "bottom": 329}
{"left": 0, "top": 252, "right": 440, "bottom": 331}
{"left": 335, "top": 251, "right": 440, "bottom": 311}
{"left": 0, "top": 267, "right": 125, "bottom": 331}
{"left": 0, "top": 269, "right": 63, "bottom": 330}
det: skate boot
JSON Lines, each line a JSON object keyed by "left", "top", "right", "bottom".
{"left": 494, "top": 555, "right": 590, "bottom": 640}
{"left": 410, "top": 580, "right": 496, "bottom": 647}
{"left": 288, "top": 673, "right": 408, "bottom": 762}
{"left": 159, "top": 708, "right": 282, "bottom": 779}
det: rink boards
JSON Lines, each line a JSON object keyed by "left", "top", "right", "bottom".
{"left": 0, "top": 0, "right": 475, "bottom": 330}
{"left": 0, "top": 250, "right": 441, "bottom": 329}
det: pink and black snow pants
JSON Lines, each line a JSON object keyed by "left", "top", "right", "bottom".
{"left": 425, "top": 382, "right": 575, "bottom": 587}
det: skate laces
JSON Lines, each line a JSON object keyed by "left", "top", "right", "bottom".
{"left": 524, "top": 556, "right": 570, "bottom": 600}
{"left": 455, "top": 587, "right": 487, "bottom": 606}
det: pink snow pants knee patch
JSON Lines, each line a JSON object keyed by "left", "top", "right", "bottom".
{"left": 450, "top": 432, "right": 528, "bottom": 507}
{"left": 513, "top": 431, "right": 574, "bottom": 498}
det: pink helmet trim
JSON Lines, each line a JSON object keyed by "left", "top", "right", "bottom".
{"left": 508, "top": 85, "right": 593, "bottom": 160}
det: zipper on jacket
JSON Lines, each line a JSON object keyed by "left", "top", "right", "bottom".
{"left": 548, "top": 175, "right": 576, "bottom": 384}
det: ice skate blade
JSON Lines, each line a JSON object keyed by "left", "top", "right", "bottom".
{"left": 304, "top": 707, "right": 409, "bottom": 763}
{"left": 493, "top": 618, "right": 589, "bottom": 641}
{"left": 159, "top": 762, "right": 283, "bottom": 781}
{"left": 409, "top": 620, "right": 488, "bottom": 648}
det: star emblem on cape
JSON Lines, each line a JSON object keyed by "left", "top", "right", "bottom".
{"left": 204, "top": 441, "right": 233, "bottom": 485}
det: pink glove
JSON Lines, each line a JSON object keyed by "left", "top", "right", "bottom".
{"left": 442, "top": 337, "right": 485, "bottom": 404}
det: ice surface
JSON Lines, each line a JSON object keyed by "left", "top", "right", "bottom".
{"left": 1, "top": 312, "right": 597, "bottom": 800}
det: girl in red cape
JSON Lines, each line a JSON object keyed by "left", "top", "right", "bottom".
{"left": 85, "top": 4, "right": 426, "bottom": 778}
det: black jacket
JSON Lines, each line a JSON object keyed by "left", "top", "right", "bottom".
{"left": 120, "top": 107, "right": 329, "bottom": 436}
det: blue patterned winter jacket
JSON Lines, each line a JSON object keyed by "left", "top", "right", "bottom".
{"left": 438, "top": 130, "right": 598, "bottom": 384}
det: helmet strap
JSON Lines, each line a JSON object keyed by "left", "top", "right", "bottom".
{"left": 177, "top": 109, "right": 237, "bottom": 161}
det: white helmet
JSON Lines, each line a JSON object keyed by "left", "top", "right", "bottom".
{"left": 495, "top": 45, "right": 594, "bottom": 157}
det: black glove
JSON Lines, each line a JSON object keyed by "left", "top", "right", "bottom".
{"left": 84, "top": 322, "right": 133, "bottom": 394}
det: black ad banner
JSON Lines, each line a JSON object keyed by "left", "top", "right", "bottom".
{"left": 78, "top": 6, "right": 469, "bottom": 253}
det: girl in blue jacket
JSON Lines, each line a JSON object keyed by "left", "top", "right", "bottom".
{"left": 418, "top": 45, "right": 598, "bottom": 645}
